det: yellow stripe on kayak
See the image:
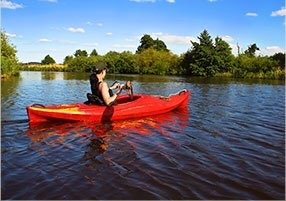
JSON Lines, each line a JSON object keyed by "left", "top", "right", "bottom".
{"left": 31, "top": 106, "right": 85, "bottom": 114}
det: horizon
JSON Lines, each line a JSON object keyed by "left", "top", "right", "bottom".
{"left": 1, "top": 0, "right": 285, "bottom": 63}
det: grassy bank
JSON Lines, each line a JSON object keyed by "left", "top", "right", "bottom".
{"left": 215, "top": 68, "right": 285, "bottom": 80}
{"left": 20, "top": 64, "right": 68, "bottom": 72}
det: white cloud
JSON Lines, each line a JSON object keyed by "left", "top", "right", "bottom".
{"left": 166, "top": 0, "right": 175, "bottom": 3}
{"left": 5, "top": 32, "right": 17, "bottom": 38}
{"left": 106, "top": 32, "right": 113, "bottom": 36}
{"left": 208, "top": 0, "right": 218, "bottom": 2}
{"left": 39, "top": 38, "right": 52, "bottom": 42}
{"left": 152, "top": 32, "right": 163, "bottom": 36}
{"left": 262, "top": 46, "right": 285, "bottom": 55}
{"left": 246, "top": 12, "right": 258, "bottom": 17}
{"left": 271, "top": 7, "right": 286, "bottom": 16}
{"left": 83, "top": 42, "right": 99, "bottom": 47}
{"left": 0, "top": 0, "right": 23, "bottom": 9}
{"left": 221, "top": 35, "right": 234, "bottom": 42}
{"left": 151, "top": 33, "right": 197, "bottom": 45}
{"left": 67, "top": 27, "right": 85, "bottom": 33}
{"left": 86, "top": 22, "right": 103, "bottom": 26}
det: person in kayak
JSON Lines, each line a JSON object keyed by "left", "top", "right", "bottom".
{"left": 88, "top": 66, "right": 122, "bottom": 106}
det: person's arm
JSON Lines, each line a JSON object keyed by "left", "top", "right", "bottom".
{"left": 101, "top": 82, "right": 120, "bottom": 105}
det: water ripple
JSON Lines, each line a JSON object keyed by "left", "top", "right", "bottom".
{"left": 1, "top": 72, "right": 285, "bottom": 200}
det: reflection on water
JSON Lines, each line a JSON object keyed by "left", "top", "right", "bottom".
{"left": 41, "top": 72, "right": 56, "bottom": 80}
{"left": 185, "top": 76, "right": 285, "bottom": 85}
{"left": 63, "top": 71, "right": 90, "bottom": 80}
{"left": 1, "top": 76, "right": 21, "bottom": 101}
{"left": 1, "top": 71, "right": 285, "bottom": 200}
{"left": 1, "top": 76, "right": 21, "bottom": 120}
{"left": 26, "top": 108, "right": 189, "bottom": 148}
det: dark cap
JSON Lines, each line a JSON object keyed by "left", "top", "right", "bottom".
{"left": 92, "top": 62, "right": 108, "bottom": 74}
{"left": 92, "top": 67, "right": 108, "bottom": 74}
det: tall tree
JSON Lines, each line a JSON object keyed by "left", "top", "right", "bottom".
{"left": 136, "top": 34, "right": 168, "bottom": 53}
{"left": 189, "top": 29, "right": 217, "bottom": 76}
{"left": 136, "top": 34, "right": 154, "bottom": 53}
{"left": 182, "top": 30, "right": 234, "bottom": 76}
{"left": 244, "top": 43, "right": 259, "bottom": 57}
{"left": 154, "top": 38, "right": 169, "bottom": 52}
{"left": 74, "top": 49, "right": 88, "bottom": 57}
{"left": 41, "top": 55, "right": 56, "bottom": 64}
{"left": 90, "top": 49, "right": 98, "bottom": 57}
{"left": 214, "top": 37, "right": 234, "bottom": 72}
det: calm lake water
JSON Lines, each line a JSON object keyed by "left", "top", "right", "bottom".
{"left": 1, "top": 71, "right": 285, "bottom": 200}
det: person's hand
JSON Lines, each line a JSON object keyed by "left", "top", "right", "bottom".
{"left": 116, "top": 86, "right": 123, "bottom": 95}
{"left": 115, "top": 83, "right": 121, "bottom": 89}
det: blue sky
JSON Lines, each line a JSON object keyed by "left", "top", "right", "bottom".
{"left": 1, "top": 0, "right": 285, "bottom": 63}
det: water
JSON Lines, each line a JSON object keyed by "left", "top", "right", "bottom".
{"left": 1, "top": 71, "right": 285, "bottom": 200}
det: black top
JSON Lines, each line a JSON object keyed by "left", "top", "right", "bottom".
{"left": 90, "top": 73, "right": 103, "bottom": 100}
{"left": 89, "top": 73, "right": 113, "bottom": 103}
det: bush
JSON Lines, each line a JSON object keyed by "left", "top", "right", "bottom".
{"left": 1, "top": 31, "right": 19, "bottom": 78}
{"left": 135, "top": 48, "right": 179, "bottom": 75}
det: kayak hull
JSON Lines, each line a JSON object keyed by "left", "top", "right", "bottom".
{"left": 27, "top": 89, "right": 190, "bottom": 123}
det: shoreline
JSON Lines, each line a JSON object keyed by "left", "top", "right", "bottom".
{"left": 16, "top": 64, "right": 285, "bottom": 81}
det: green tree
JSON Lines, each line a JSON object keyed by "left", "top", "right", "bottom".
{"left": 135, "top": 48, "right": 179, "bottom": 75}
{"left": 244, "top": 43, "right": 259, "bottom": 57}
{"left": 63, "top": 55, "right": 73, "bottom": 65}
{"left": 154, "top": 38, "right": 169, "bottom": 52}
{"left": 233, "top": 54, "right": 278, "bottom": 78}
{"left": 214, "top": 37, "right": 234, "bottom": 72}
{"left": 104, "top": 51, "right": 121, "bottom": 73}
{"left": 270, "top": 52, "right": 285, "bottom": 69}
{"left": 136, "top": 34, "right": 168, "bottom": 53}
{"left": 41, "top": 55, "right": 56, "bottom": 64}
{"left": 74, "top": 49, "right": 88, "bottom": 57}
{"left": 182, "top": 30, "right": 234, "bottom": 77}
{"left": 116, "top": 51, "right": 137, "bottom": 74}
{"left": 90, "top": 49, "right": 98, "bottom": 57}
{"left": 188, "top": 29, "right": 217, "bottom": 76}
{"left": 1, "top": 31, "right": 19, "bottom": 77}
{"left": 1, "top": 32, "right": 16, "bottom": 58}
{"left": 136, "top": 34, "right": 154, "bottom": 53}
{"left": 67, "top": 56, "right": 91, "bottom": 72}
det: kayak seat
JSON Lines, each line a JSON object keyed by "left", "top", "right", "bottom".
{"left": 85, "top": 93, "right": 105, "bottom": 105}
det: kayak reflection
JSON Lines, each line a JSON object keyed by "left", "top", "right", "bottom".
{"left": 26, "top": 108, "right": 190, "bottom": 157}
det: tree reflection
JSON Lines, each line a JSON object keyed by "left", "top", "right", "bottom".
{"left": 41, "top": 72, "right": 56, "bottom": 80}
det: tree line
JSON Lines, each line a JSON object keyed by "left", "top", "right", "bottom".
{"left": 1, "top": 30, "right": 285, "bottom": 79}
{"left": 62, "top": 30, "right": 285, "bottom": 79}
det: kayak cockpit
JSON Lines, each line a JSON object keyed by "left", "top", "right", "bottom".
{"left": 115, "top": 95, "right": 141, "bottom": 104}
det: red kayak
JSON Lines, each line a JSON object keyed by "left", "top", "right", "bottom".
{"left": 26, "top": 89, "right": 190, "bottom": 123}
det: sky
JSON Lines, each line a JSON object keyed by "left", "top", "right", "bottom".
{"left": 1, "top": 0, "right": 285, "bottom": 63}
